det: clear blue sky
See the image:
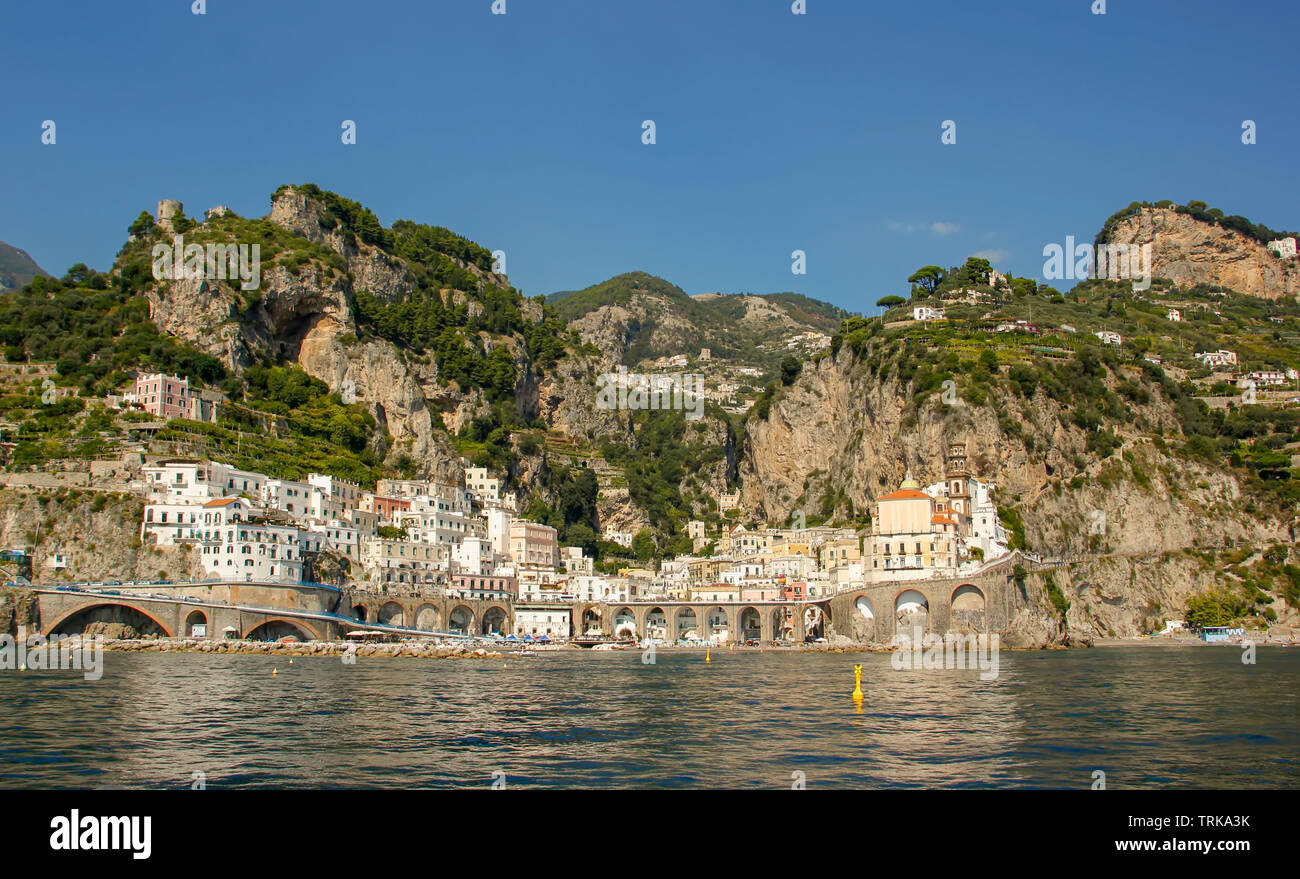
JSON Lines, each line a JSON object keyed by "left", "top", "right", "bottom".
{"left": 3, "top": 0, "right": 1296, "bottom": 315}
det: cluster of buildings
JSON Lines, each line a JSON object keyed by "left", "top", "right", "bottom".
{"left": 138, "top": 460, "right": 570, "bottom": 602}
{"left": 134, "top": 442, "right": 1010, "bottom": 638}
{"left": 649, "top": 444, "right": 1008, "bottom": 604}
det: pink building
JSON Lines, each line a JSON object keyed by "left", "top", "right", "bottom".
{"left": 134, "top": 373, "right": 191, "bottom": 420}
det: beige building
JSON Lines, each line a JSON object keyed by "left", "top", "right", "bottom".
{"left": 509, "top": 521, "right": 559, "bottom": 568}
{"left": 867, "top": 473, "right": 958, "bottom": 581}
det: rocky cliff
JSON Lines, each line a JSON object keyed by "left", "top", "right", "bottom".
{"left": 0, "top": 489, "right": 205, "bottom": 585}
{"left": 740, "top": 341, "right": 1295, "bottom": 640}
{"left": 1102, "top": 206, "right": 1300, "bottom": 299}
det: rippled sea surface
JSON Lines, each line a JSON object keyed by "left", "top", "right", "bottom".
{"left": 1, "top": 647, "right": 1296, "bottom": 788}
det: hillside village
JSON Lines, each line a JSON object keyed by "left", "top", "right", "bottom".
{"left": 3, "top": 192, "right": 1300, "bottom": 642}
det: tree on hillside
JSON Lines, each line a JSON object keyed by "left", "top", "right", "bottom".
{"left": 1010, "top": 277, "right": 1038, "bottom": 298}
{"left": 780, "top": 355, "right": 802, "bottom": 386}
{"left": 958, "top": 257, "right": 993, "bottom": 285}
{"left": 128, "top": 211, "right": 155, "bottom": 238}
{"left": 632, "top": 529, "right": 656, "bottom": 562}
{"left": 876, "top": 295, "right": 906, "bottom": 308}
{"left": 907, "top": 266, "right": 946, "bottom": 297}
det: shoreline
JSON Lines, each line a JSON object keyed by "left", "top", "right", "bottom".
{"left": 20, "top": 630, "right": 1296, "bottom": 661}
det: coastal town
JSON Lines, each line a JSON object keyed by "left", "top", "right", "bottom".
{"left": 43, "top": 369, "right": 1013, "bottom": 643}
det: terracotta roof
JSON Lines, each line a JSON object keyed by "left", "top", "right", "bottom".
{"left": 202, "top": 497, "right": 244, "bottom": 507}
{"left": 932, "top": 515, "right": 955, "bottom": 525}
{"left": 880, "top": 489, "right": 931, "bottom": 501}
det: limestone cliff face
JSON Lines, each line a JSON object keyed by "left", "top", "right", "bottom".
{"left": 740, "top": 347, "right": 1292, "bottom": 640}
{"left": 136, "top": 188, "right": 699, "bottom": 528}
{"left": 142, "top": 188, "right": 482, "bottom": 479}
{"left": 0, "top": 490, "right": 205, "bottom": 585}
{"left": 1104, "top": 207, "right": 1300, "bottom": 298}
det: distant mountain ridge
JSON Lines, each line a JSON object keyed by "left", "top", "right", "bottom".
{"left": 0, "top": 241, "right": 51, "bottom": 290}
{"left": 548, "top": 270, "right": 855, "bottom": 368}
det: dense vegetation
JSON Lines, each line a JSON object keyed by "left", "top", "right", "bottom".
{"left": 0, "top": 265, "right": 225, "bottom": 395}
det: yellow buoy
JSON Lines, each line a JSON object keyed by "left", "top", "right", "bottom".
{"left": 288, "top": 659, "right": 293, "bottom": 665}
{"left": 852, "top": 664, "right": 864, "bottom": 702}
{"left": 272, "top": 668, "right": 278, "bottom": 675}
{"left": 705, "top": 649, "right": 711, "bottom": 663}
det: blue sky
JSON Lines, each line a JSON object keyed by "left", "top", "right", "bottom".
{"left": 2, "top": 0, "right": 1296, "bottom": 315}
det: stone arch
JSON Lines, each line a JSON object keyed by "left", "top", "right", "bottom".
{"left": 855, "top": 595, "right": 876, "bottom": 619}
{"left": 612, "top": 607, "right": 637, "bottom": 640}
{"left": 44, "top": 602, "right": 173, "bottom": 639}
{"left": 674, "top": 606, "right": 699, "bottom": 641}
{"left": 580, "top": 605, "right": 603, "bottom": 637}
{"left": 184, "top": 609, "right": 208, "bottom": 637}
{"left": 244, "top": 618, "right": 320, "bottom": 642}
{"left": 414, "top": 604, "right": 441, "bottom": 632}
{"left": 644, "top": 607, "right": 668, "bottom": 640}
{"left": 702, "top": 606, "right": 730, "bottom": 642}
{"left": 448, "top": 605, "right": 475, "bottom": 635}
{"left": 802, "top": 605, "right": 826, "bottom": 640}
{"left": 481, "top": 606, "right": 508, "bottom": 636}
{"left": 378, "top": 602, "right": 405, "bottom": 627}
{"left": 950, "top": 584, "right": 987, "bottom": 633}
{"left": 351, "top": 605, "right": 368, "bottom": 623}
{"left": 737, "top": 607, "right": 762, "bottom": 642}
{"left": 894, "top": 588, "right": 930, "bottom": 634}
{"left": 771, "top": 606, "right": 795, "bottom": 642}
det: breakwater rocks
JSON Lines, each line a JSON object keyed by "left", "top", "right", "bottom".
{"left": 98, "top": 637, "right": 506, "bottom": 659}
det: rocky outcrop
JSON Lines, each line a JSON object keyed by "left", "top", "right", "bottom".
{"left": 0, "top": 586, "right": 38, "bottom": 637}
{"left": 0, "top": 489, "right": 205, "bottom": 585}
{"left": 740, "top": 346, "right": 1293, "bottom": 641}
{"left": 1104, "top": 207, "right": 1300, "bottom": 298}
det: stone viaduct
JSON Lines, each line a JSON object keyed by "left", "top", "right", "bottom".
{"left": 576, "top": 557, "right": 1020, "bottom": 643}
{"left": 29, "top": 553, "right": 1031, "bottom": 645}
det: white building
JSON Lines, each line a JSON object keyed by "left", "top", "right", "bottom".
{"left": 603, "top": 529, "right": 634, "bottom": 549}
{"left": 141, "top": 499, "right": 208, "bottom": 545}
{"left": 913, "top": 305, "right": 946, "bottom": 321}
{"left": 143, "top": 460, "right": 225, "bottom": 501}
{"left": 514, "top": 606, "right": 572, "bottom": 640}
{"left": 262, "top": 478, "right": 314, "bottom": 517}
{"left": 394, "top": 508, "right": 483, "bottom": 547}
{"left": 485, "top": 508, "right": 513, "bottom": 556}
{"left": 1094, "top": 331, "right": 1123, "bottom": 346}
{"left": 560, "top": 546, "right": 593, "bottom": 575}
{"left": 452, "top": 536, "right": 499, "bottom": 575}
{"left": 1245, "top": 370, "right": 1287, "bottom": 387}
{"left": 1167, "top": 309, "right": 1182, "bottom": 322}
{"left": 1195, "top": 349, "right": 1238, "bottom": 368}
{"left": 198, "top": 498, "right": 302, "bottom": 583}
{"left": 1268, "top": 237, "right": 1297, "bottom": 259}
{"left": 306, "top": 519, "right": 361, "bottom": 561}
